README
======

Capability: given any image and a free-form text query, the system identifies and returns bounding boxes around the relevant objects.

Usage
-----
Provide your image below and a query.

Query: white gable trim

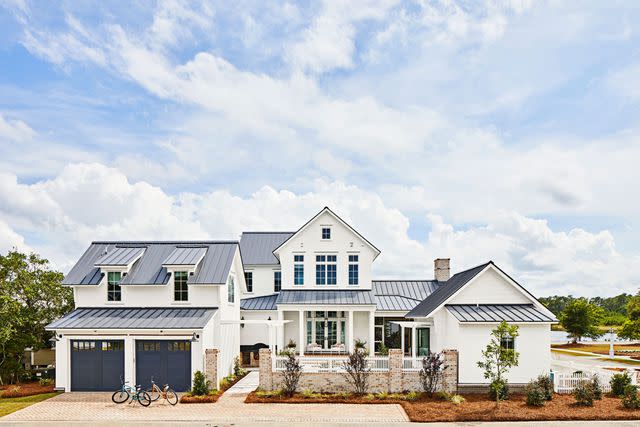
[429,264,556,320]
[272,207,381,260]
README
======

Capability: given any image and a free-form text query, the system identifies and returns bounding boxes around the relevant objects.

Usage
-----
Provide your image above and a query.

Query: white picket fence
[274,356,390,372]
[552,369,639,394]
[402,357,423,372]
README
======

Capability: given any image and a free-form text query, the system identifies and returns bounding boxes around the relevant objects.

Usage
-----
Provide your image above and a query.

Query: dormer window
[107,272,122,301]
[174,271,188,301]
[321,227,331,240]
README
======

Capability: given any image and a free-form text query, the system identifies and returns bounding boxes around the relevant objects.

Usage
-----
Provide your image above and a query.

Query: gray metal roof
[276,290,375,305]
[372,280,440,311]
[95,247,145,266]
[46,307,217,330]
[63,241,238,286]
[241,294,278,310]
[405,262,491,318]
[163,246,208,266]
[240,232,294,265]
[446,304,557,323]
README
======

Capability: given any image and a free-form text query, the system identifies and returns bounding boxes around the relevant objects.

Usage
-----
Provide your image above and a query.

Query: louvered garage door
[135,340,191,391]
[70,340,124,391]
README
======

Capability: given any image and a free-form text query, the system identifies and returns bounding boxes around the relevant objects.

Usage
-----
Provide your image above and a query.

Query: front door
[416,328,430,356]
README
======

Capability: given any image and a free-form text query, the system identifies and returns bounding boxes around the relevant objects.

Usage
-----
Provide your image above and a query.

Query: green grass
[0,393,59,417]
[551,348,594,357]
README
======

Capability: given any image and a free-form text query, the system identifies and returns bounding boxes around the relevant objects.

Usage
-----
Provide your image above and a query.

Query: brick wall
[205,348,219,388]
[258,348,459,394]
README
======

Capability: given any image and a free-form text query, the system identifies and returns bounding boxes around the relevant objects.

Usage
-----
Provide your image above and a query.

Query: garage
[136,340,192,391]
[70,339,124,391]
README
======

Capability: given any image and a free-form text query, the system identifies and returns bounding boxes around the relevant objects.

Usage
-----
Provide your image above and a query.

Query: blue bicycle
[112,376,151,407]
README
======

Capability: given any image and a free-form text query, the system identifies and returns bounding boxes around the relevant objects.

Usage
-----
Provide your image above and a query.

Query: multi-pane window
[137,342,160,352]
[348,255,359,285]
[500,335,515,351]
[294,255,304,285]
[174,271,188,301]
[322,227,331,239]
[107,271,122,301]
[316,255,337,285]
[101,341,124,351]
[228,276,235,303]
[245,272,253,293]
[168,341,191,352]
[274,271,281,292]
[73,341,96,351]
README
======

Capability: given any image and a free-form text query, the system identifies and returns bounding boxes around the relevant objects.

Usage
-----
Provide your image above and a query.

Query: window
[500,335,515,351]
[294,255,304,285]
[137,342,160,352]
[174,271,188,301]
[322,227,331,239]
[101,341,123,351]
[245,272,253,293]
[73,341,96,351]
[348,255,359,285]
[274,271,281,292]
[228,276,235,303]
[316,255,337,285]
[107,271,122,301]
[168,341,191,352]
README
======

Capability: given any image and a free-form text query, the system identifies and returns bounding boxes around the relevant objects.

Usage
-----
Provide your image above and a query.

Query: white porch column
[347,310,354,352]
[411,327,417,359]
[298,309,305,356]
[124,336,135,386]
[369,310,375,355]
[400,325,405,356]
[277,310,285,352]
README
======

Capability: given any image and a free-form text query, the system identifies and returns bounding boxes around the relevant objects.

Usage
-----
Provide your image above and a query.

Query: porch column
[369,310,375,355]
[400,325,405,356]
[411,326,417,359]
[277,310,285,352]
[298,309,305,356]
[347,310,354,352]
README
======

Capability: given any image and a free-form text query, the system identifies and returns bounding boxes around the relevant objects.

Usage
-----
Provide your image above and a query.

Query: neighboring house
[47,241,245,392]
[239,207,557,387]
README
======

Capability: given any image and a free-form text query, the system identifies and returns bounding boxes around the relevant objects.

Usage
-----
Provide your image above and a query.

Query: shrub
[378,343,389,356]
[534,374,553,401]
[281,352,302,397]
[374,391,390,399]
[525,380,546,407]
[301,389,321,399]
[621,384,640,409]
[233,356,246,378]
[435,391,452,401]
[354,339,367,351]
[450,394,466,405]
[488,378,509,401]
[286,339,297,349]
[590,374,603,400]
[611,372,632,397]
[39,378,53,386]
[255,389,283,398]
[0,386,22,398]
[419,351,446,397]
[404,391,420,401]
[342,347,371,395]
[573,380,596,406]
[191,370,211,396]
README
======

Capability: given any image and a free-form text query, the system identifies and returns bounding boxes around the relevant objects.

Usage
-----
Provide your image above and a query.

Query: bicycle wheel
[111,390,130,404]
[165,389,178,405]
[137,391,152,407]
[146,387,160,401]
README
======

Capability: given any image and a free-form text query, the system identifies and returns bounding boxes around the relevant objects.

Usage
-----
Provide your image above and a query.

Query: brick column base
[259,348,273,391]
[205,348,219,389]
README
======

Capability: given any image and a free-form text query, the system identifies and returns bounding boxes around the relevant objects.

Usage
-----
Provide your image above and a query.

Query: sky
[0,0,639,298]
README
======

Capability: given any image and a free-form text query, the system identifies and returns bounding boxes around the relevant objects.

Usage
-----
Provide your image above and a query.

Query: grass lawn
[0,393,59,417]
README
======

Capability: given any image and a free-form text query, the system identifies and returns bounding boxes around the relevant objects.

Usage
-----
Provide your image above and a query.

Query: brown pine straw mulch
[180,372,248,404]
[246,391,640,422]
[0,382,55,398]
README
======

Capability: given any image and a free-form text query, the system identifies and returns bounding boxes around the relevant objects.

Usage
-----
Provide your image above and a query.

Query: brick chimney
[434,258,450,282]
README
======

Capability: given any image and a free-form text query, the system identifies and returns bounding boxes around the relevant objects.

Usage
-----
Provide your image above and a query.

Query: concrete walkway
[224,370,260,395]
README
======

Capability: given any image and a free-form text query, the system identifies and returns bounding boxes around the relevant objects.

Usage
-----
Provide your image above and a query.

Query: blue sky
[0,0,639,297]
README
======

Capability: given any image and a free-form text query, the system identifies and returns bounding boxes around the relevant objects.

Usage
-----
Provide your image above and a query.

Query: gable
[449,267,531,305]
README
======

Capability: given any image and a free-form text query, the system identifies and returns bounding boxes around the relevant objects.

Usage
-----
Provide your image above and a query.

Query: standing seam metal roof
[372,280,441,311]
[239,232,294,265]
[276,290,376,305]
[163,247,208,266]
[95,247,145,266]
[446,304,557,322]
[240,294,278,310]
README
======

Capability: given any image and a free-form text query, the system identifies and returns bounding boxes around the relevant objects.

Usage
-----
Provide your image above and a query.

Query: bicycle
[146,377,178,405]
[112,377,152,407]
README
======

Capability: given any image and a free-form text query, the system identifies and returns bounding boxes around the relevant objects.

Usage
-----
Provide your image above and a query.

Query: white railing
[553,370,616,394]
[402,357,423,371]
[274,355,389,372]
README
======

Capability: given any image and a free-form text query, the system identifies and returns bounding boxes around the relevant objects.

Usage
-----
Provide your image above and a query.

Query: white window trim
[315,253,337,286]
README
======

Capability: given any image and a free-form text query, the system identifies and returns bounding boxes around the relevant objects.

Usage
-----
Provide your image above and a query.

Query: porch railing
[274,355,389,372]
[402,357,423,371]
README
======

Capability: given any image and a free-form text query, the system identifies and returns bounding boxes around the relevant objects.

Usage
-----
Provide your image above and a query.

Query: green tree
[0,250,73,384]
[477,321,520,405]
[559,299,603,343]
[618,292,640,340]
[539,295,575,317]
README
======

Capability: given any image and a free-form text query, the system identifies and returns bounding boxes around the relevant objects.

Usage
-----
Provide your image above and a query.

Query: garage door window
[168,341,191,352]
[102,341,124,351]
[73,341,96,351]
[137,342,160,352]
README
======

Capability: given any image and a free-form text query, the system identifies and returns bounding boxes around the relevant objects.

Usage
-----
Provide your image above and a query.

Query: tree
[419,351,446,396]
[281,352,302,396]
[342,346,371,395]
[0,250,74,384]
[618,292,640,340]
[477,321,520,405]
[559,299,603,342]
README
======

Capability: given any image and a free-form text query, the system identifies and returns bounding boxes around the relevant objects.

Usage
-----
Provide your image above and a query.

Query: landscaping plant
[621,384,640,409]
[573,379,597,406]
[476,321,519,405]
[590,374,603,400]
[534,373,554,401]
[610,371,632,397]
[281,351,302,397]
[419,351,446,396]
[233,356,246,377]
[286,339,297,349]
[342,346,371,395]
[190,370,211,396]
[525,380,546,407]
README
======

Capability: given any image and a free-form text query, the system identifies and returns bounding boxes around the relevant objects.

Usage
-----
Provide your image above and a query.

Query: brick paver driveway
[1,372,409,423]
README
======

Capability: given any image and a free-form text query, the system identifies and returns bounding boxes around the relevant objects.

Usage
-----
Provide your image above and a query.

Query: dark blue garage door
[135,340,191,391]
[71,340,124,391]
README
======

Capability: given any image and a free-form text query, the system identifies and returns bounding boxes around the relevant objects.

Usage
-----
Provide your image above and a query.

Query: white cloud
[607,62,640,101]
[0,113,36,142]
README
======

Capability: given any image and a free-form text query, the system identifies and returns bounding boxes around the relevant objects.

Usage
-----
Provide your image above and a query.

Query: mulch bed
[401,394,640,422]
[179,372,248,404]
[0,382,54,398]
[245,391,404,404]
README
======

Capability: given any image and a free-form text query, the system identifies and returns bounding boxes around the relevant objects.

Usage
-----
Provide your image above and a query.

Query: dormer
[94,246,146,302]
[162,246,208,302]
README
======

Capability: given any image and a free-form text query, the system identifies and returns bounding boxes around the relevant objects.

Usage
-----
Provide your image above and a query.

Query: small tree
[618,292,640,340]
[419,351,447,396]
[281,352,302,397]
[343,346,371,395]
[559,299,603,343]
[477,321,520,405]
[610,371,632,397]
[191,370,211,395]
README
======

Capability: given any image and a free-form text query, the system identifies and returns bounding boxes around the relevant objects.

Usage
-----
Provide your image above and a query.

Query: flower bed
[0,382,55,398]
[179,371,248,404]
[245,390,421,404]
